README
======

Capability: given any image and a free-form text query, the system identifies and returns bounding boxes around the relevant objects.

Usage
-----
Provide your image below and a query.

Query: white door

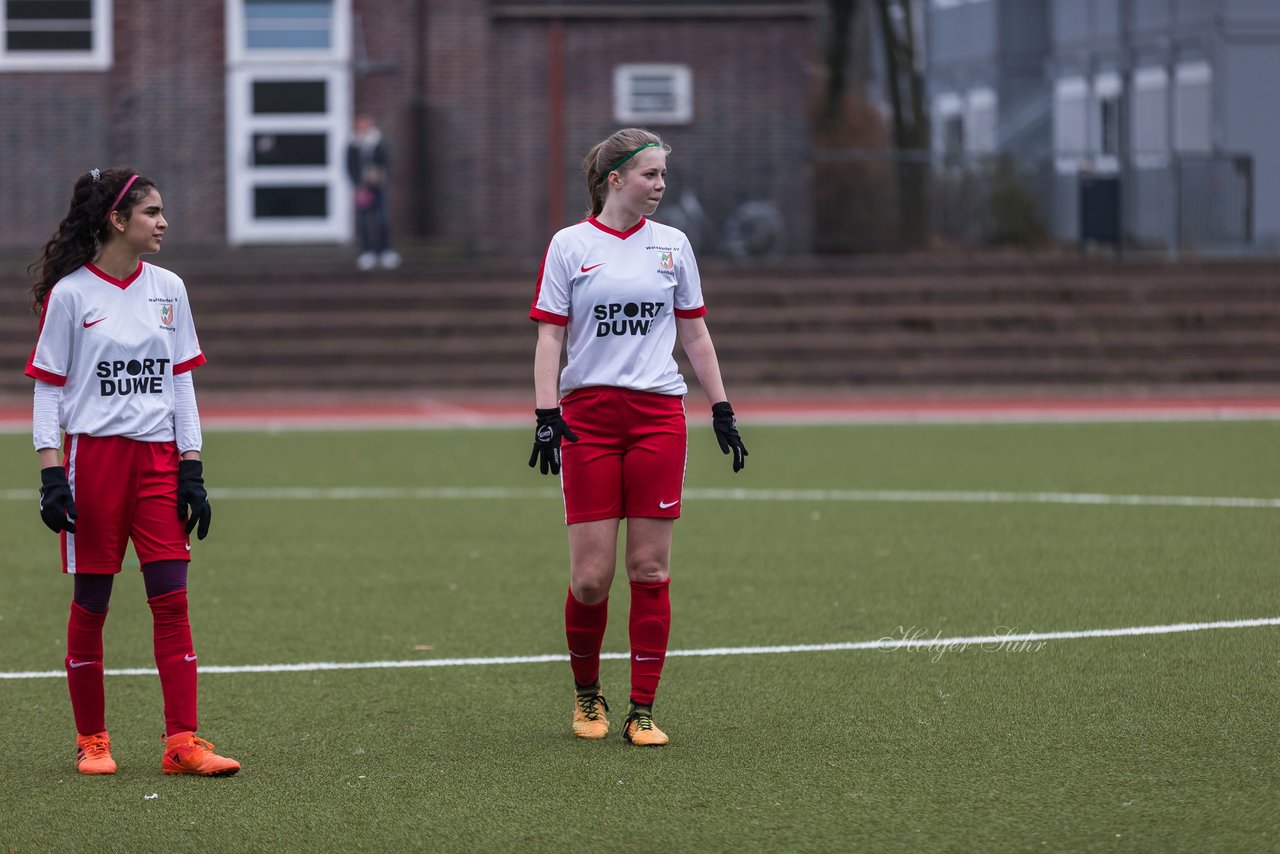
[225,0,351,245]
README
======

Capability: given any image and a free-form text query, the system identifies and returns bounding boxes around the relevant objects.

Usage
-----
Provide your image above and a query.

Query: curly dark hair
[29,167,155,313]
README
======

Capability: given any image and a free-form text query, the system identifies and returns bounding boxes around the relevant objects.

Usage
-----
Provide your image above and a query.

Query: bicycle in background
[657,190,786,260]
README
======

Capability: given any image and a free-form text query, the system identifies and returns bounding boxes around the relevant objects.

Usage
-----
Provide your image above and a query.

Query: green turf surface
[1,422,1278,851]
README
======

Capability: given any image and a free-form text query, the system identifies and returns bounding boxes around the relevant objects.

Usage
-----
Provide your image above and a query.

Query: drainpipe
[412,0,431,236]
[1118,0,1131,258]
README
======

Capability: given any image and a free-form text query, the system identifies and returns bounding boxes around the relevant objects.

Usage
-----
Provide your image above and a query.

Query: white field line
[2,617,1276,680]
[175,409,1280,429]
[5,485,1279,509]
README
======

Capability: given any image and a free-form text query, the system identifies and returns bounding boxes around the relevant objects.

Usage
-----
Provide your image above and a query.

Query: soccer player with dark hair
[26,167,239,777]
[529,128,748,746]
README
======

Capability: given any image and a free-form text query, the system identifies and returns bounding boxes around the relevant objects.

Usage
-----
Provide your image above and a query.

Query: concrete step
[3,261,1279,397]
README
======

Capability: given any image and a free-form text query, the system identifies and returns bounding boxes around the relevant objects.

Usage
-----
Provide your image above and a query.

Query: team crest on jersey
[159,303,174,325]
[658,251,674,270]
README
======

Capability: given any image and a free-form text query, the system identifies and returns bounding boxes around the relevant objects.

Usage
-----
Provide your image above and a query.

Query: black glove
[528,407,579,476]
[177,459,212,540]
[711,401,748,473]
[39,466,77,533]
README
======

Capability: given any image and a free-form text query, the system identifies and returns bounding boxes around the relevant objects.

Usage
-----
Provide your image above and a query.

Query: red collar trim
[587,216,646,240]
[87,261,144,289]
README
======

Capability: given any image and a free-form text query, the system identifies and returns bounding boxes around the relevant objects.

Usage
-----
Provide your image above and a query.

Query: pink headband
[106,175,140,222]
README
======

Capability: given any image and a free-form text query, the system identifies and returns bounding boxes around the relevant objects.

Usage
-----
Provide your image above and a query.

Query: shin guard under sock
[147,589,198,736]
[66,601,107,735]
[628,579,671,706]
[565,588,609,688]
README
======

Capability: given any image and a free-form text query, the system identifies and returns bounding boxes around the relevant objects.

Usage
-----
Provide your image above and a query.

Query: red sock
[66,601,107,735]
[565,588,609,688]
[628,579,671,705]
[148,589,198,736]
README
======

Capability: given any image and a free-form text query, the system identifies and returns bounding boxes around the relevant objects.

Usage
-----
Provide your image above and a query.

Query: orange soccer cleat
[76,731,117,775]
[622,704,669,747]
[572,687,610,740]
[162,732,240,777]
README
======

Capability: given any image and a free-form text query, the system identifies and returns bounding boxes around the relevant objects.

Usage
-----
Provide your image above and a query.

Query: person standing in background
[347,113,401,271]
[27,166,239,777]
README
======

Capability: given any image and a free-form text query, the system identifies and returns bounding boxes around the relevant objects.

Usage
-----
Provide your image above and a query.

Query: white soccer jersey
[25,262,206,442]
[530,216,706,397]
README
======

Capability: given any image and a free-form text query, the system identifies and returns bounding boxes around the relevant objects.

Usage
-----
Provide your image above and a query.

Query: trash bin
[1079,174,1120,246]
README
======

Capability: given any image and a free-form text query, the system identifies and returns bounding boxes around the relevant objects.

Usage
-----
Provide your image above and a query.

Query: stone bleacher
[3,258,1279,399]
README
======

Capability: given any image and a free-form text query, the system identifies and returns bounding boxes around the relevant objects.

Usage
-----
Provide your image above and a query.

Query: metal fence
[810,150,1254,255]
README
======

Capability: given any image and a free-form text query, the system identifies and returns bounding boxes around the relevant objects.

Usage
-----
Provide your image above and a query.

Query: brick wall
[1,2,816,260]
[0,73,113,255]
[490,14,816,259]
[114,1,228,250]
[0,1,227,252]
[351,0,426,239]
[423,0,495,250]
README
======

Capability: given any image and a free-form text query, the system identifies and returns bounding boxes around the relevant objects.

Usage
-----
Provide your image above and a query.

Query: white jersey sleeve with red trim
[529,217,706,397]
[27,288,76,385]
[173,277,204,374]
[529,233,573,325]
[673,236,707,318]
[24,262,206,442]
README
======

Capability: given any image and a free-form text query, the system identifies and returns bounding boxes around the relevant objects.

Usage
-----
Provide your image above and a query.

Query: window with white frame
[965,88,996,155]
[225,0,352,244]
[246,0,330,49]
[1174,61,1212,153]
[227,0,348,63]
[0,0,111,70]
[1053,77,1087,158]
[613,64,692,125]
[1132,66,1168,158]
[943,115,964,162]
[1093,72,1121,162]
[1099,98,1120,156]
[934,92,963,160]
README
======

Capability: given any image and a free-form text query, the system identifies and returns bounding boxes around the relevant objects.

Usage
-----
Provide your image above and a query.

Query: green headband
[607,142,661,174]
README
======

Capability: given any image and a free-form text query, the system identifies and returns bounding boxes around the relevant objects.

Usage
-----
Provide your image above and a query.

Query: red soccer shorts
[559,386,687,525]
[61,434,190,574]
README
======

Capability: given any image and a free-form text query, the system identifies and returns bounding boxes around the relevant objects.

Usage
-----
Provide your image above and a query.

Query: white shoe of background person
[357,252,377,271]
[379,250,401,270]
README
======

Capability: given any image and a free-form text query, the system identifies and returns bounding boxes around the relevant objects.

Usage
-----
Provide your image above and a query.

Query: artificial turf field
[1,419,1277,852]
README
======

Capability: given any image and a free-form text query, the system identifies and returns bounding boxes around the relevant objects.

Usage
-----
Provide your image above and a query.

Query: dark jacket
[347,133,390,187]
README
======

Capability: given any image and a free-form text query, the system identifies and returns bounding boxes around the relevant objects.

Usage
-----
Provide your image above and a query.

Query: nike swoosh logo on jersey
[68,659,97,668]
[184,654,198,662]
[658,499,680,509]
[580,262,605,273]
[82,317,107,328]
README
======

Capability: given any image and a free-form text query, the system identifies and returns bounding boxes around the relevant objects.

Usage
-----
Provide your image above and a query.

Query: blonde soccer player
[529,128,748,746]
